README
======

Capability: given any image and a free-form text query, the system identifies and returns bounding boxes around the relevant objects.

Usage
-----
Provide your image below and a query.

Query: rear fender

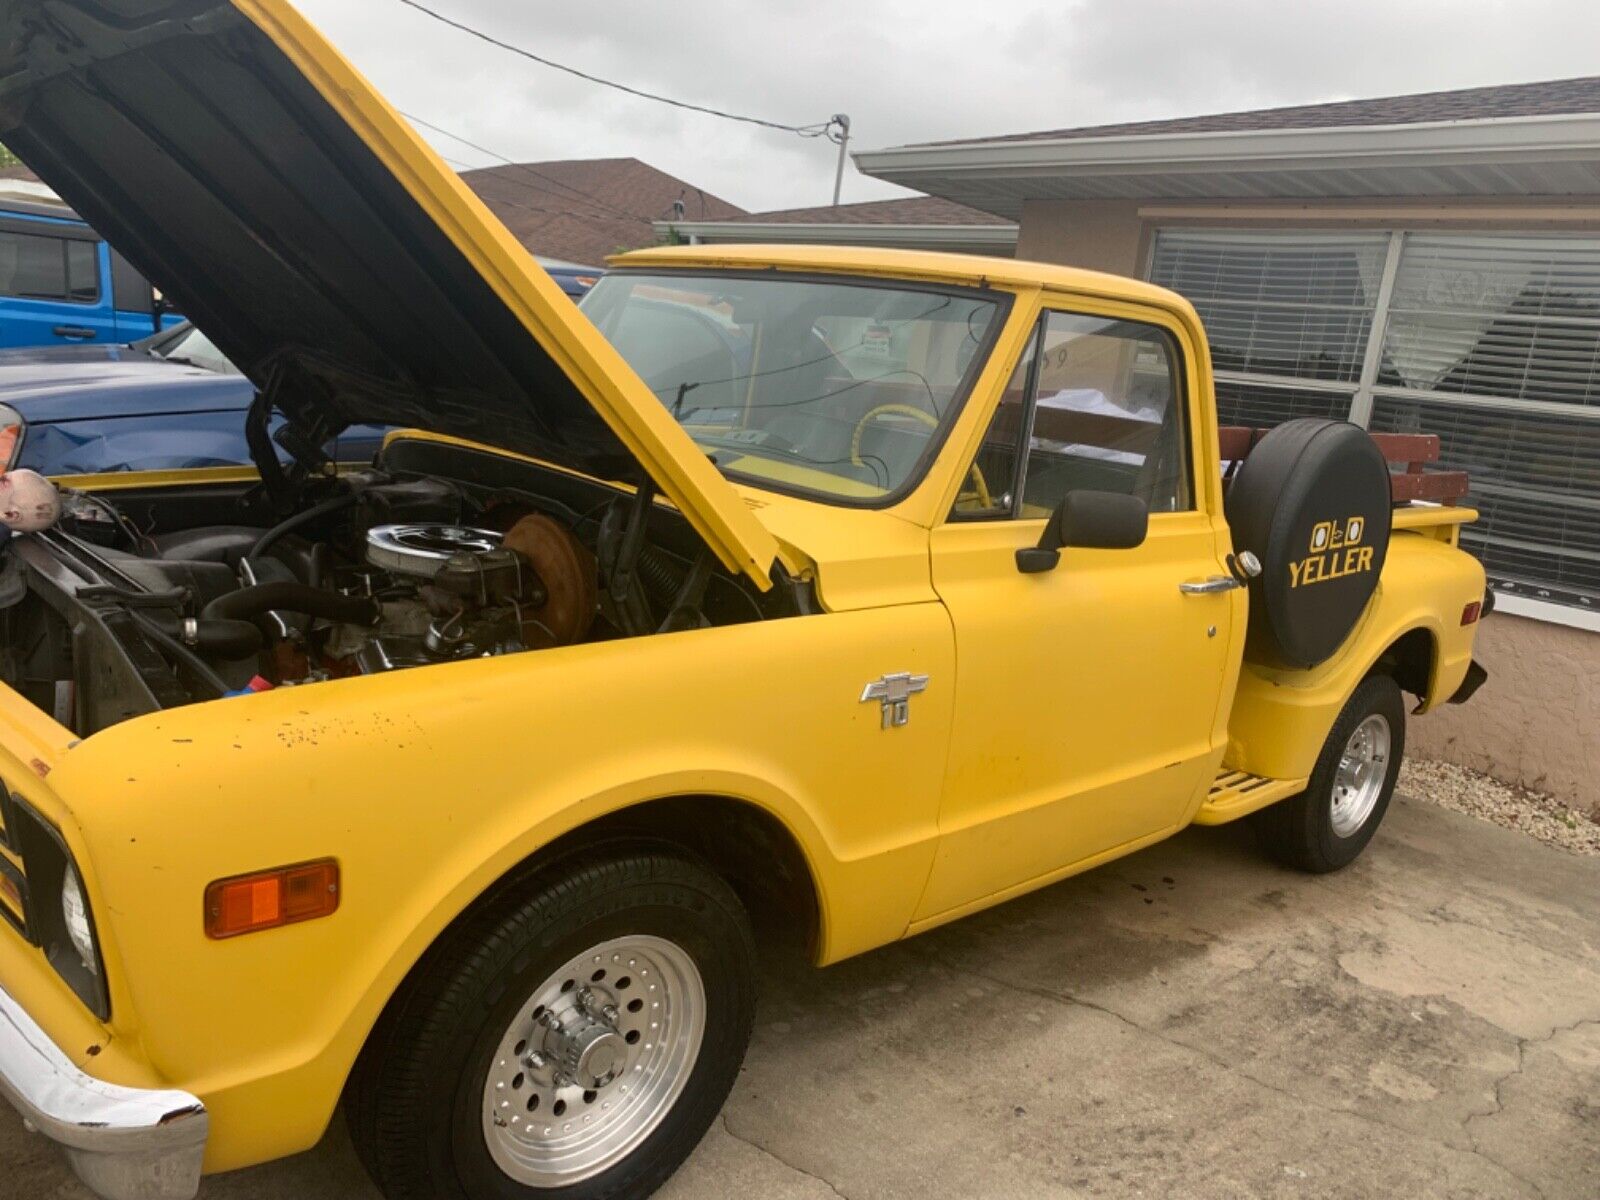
[1226,534,1484,780]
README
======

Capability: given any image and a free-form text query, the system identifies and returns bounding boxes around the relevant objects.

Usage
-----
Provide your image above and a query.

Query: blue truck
[0,184,182,349]
[0,322,392,475]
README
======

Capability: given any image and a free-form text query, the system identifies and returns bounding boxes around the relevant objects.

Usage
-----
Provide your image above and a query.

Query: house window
[1150,226,1600,622]
[1150,231,1389,386]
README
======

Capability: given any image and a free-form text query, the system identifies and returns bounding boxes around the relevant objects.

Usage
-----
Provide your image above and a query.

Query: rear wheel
[1251,674,1405,873]
[347,845,755,1200]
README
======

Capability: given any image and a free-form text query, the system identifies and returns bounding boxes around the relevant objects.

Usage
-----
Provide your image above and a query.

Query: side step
[1193,768,1305,826]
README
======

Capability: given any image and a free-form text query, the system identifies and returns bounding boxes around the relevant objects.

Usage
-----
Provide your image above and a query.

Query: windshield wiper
[672,380,701,417]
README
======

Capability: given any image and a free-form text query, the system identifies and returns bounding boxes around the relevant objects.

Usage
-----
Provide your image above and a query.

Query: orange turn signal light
[204,859,339,939]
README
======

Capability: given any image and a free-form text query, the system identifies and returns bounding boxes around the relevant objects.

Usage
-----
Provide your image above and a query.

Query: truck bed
[1218,426,1470,508]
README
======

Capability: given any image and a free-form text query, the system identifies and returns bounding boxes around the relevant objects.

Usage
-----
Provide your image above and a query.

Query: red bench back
[1217,426,1469,505]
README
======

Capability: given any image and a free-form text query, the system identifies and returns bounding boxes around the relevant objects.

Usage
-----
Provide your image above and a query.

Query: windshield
[582,273,1002,501]
[140,323,238,375]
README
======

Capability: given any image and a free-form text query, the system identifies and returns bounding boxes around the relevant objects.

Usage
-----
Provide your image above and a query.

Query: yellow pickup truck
[0,3,1488,1199]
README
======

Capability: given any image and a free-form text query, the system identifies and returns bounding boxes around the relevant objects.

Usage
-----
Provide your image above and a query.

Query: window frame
[0,217,102,307]
[948,301,1199,522]
[948,319,1041,521]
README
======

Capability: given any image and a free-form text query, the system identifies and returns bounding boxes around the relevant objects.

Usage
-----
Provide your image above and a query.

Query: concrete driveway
[10,795,1599,1199]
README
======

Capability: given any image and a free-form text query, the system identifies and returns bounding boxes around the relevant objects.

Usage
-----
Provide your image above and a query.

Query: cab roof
[611,243,1196,313]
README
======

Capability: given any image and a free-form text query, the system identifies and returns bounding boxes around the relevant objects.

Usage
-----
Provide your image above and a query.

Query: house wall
[1016,199,1147,275]
[1016,195,1600,815]
[1409,612,1600,811]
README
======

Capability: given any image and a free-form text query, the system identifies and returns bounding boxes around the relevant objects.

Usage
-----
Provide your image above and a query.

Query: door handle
[52,325,97,340]
[1179,576,1243,595]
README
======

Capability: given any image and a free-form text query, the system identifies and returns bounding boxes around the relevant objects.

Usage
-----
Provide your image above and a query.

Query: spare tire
[1225,419,1391,669]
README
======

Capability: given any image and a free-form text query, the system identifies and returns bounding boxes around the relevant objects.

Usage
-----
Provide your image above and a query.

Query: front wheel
[347,845,755,1200]
[1250,673,1406,873]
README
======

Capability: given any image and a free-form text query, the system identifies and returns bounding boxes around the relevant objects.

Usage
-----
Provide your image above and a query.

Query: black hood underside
[0,0,638,479]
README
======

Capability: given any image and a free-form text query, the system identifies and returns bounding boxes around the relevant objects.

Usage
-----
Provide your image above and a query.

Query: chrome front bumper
[0,980,207,1200]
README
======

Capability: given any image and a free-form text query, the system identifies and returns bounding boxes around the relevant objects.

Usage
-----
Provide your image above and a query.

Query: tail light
[1461,600,1482,626]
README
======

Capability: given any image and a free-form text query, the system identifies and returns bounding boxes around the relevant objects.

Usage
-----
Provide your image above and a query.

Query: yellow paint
[1191,771,1307,825]
[49,465,265,491]
[1227,532,1486,779]
[0,0,1489,1182]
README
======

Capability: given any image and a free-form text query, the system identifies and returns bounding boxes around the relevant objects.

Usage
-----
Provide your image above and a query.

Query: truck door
[0,215,117,347]
[916,304,1240,923]
[109,248,183,339]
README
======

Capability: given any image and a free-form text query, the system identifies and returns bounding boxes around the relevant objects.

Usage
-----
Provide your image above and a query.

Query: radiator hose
[202,582,379,627]
[139,613,264,660]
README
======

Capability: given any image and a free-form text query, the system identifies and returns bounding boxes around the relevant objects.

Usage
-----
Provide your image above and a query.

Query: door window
[110,249,157,314]
[956,310,1192,518]
[0,228,100,304]
[951,331,1035,517]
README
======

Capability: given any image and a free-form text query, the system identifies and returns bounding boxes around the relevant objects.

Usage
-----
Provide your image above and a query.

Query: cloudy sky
[299,0,1600,215]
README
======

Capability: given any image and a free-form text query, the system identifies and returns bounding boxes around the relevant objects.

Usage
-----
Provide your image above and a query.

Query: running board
[1193,768,1305,826]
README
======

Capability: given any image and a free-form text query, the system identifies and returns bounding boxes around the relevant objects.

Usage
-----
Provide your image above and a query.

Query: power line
[403,110,645,223]
[394,0,836,138]
[434,150,644,228]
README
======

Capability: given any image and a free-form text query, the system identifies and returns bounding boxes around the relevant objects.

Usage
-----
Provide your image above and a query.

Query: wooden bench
[1218,426,1470,506]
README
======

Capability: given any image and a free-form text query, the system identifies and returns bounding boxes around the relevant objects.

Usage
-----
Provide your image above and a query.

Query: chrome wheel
[481,934,706,1187]
[1330,713,1391,837]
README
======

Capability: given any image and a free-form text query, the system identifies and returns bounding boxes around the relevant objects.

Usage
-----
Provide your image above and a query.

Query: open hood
[0,0,778,587]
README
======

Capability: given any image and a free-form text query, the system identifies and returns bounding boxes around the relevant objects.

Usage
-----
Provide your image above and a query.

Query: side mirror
[1016,491,1149,574]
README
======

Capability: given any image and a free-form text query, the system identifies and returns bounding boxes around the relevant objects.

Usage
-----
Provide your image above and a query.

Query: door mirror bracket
[1015,491,1149,574]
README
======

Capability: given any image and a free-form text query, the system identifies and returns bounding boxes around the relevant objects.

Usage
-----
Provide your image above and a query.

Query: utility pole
[830,113,851,206]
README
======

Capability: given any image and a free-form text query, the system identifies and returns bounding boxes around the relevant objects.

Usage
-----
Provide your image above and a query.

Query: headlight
[60,865,97,976]
[6,794,108,1017]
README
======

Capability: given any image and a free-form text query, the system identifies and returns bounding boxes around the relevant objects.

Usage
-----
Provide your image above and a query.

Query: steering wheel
[850,404,991,506]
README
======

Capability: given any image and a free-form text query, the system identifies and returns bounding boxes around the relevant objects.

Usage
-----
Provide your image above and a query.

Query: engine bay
[0,449,806,735]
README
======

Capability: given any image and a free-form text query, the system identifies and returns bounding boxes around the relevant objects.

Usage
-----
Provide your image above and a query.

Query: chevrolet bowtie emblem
[860,672,929,729]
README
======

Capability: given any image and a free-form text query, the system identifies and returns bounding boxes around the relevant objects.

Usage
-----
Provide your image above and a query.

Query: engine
[1,461,800,735]
[315,518,597,679]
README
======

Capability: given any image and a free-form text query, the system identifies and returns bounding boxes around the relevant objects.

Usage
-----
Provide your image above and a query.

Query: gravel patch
[1400,758,1600,857]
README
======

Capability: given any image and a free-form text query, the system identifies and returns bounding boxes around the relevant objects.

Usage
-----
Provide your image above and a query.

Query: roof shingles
[927,74,1600,146]
[705,195,1010,226]
[460,157,744,264]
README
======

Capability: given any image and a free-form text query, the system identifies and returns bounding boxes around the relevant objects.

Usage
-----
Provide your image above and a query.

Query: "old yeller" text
[1289,545,1374,588]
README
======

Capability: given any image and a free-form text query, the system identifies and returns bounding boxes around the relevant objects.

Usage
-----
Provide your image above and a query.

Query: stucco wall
[1012,197,1600,814]
[1409,613,1600,814]
[1015,199,1146,275]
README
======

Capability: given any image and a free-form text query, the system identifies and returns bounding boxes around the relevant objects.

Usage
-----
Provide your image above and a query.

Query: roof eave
[855,111,1600,181]
[651,219,1017,246]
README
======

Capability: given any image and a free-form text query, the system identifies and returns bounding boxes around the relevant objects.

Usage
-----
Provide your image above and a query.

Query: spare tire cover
[1224,419,1391,669]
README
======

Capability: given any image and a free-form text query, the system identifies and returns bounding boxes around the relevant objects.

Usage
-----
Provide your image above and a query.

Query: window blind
[1214,380,1352,429]
[1369,397,1600,598]
[1380,234,1600,407]
[1150,231,1390,383]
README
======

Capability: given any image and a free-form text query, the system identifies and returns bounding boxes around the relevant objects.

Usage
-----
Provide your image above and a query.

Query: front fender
[46,602,954,1173]
[1226,533,1484,780]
